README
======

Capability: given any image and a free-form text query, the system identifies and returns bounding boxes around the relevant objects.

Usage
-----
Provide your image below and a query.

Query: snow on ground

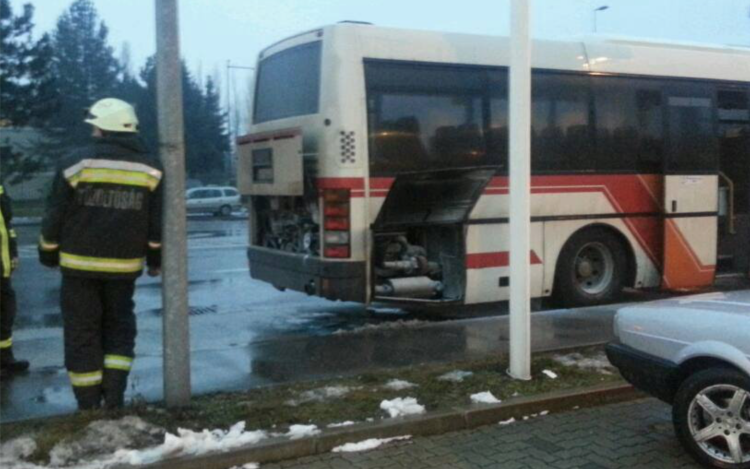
[117,421,268,465]
[229,464,259,469]
[542,369,558,379]
[284,425,320,440]
[1,420,269,469]
[49,416,164,466]
[470,391,502,404]
[380,397,426,418]
[332,436,411,453]
[285,386,356,406]
[0,437,37,464]
[437,370,473,382]
[553,351,615,375]
[327,421,356,428]
[498,417,516,426]
[383,379,417,391]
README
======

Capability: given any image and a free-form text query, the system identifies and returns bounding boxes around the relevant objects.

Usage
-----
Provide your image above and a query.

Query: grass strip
[0,346,620,464]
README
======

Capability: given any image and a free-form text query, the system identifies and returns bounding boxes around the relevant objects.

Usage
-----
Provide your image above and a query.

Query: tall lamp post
[593,5,609,33]
[225,61,255,138]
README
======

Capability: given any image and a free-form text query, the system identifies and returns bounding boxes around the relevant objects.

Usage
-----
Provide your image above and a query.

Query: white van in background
[185,186,242,216]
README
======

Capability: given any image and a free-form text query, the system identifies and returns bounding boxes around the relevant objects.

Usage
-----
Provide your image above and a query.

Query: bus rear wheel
[553,228,627,308]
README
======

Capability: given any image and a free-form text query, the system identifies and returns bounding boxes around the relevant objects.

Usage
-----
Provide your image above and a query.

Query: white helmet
[85,98,139,133]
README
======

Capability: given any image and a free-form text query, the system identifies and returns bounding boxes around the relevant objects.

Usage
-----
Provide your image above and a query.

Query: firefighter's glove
[146,246,162,271]
[38,246,60,268]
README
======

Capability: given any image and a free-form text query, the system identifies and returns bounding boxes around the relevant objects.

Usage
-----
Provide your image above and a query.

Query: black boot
[0,347,29,376]
[102,369,128,410]
[73,385,102,411]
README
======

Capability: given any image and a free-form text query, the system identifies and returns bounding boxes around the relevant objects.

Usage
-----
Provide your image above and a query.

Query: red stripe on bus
[317,178,365,190]
[466,251,543,269]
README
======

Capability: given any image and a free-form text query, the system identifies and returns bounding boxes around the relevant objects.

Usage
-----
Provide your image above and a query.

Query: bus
[237,23,750,311]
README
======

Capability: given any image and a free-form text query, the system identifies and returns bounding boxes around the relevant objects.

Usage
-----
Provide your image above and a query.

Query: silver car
[185,186,241,216]
[607,291,750,469]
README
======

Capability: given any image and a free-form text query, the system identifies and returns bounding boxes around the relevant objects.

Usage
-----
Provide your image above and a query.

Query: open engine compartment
[371,168,496,303]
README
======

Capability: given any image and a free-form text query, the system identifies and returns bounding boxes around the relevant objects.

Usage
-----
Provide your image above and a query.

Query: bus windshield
[253,41,322,124]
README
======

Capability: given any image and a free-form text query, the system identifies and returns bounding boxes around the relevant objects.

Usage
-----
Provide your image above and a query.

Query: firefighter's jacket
[0,185,18,279]
[40,135,163,279]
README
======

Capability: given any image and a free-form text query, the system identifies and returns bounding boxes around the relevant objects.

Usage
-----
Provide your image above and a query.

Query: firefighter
[1,184,29,376]
[39,98,163,410]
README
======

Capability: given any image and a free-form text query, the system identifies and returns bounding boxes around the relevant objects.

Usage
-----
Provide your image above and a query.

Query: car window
[189,189,208,199]
[224,189,238,197]
[209,189,223,198]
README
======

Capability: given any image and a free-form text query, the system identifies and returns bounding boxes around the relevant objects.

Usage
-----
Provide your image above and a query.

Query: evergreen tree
[0,0,58,183]
[46,0,122,153]
[136,58,229,182]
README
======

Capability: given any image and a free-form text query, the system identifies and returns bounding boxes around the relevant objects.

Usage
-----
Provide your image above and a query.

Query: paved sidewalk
[264,399,700,469]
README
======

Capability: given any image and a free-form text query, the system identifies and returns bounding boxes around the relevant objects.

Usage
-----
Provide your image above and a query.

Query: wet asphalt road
[2,216,409,422]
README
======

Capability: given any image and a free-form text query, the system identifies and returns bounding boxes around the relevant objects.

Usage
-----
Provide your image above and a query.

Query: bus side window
[635,89,664,173]
[591,76,664,174]
[531,72,594,173]
[664,83,718,174]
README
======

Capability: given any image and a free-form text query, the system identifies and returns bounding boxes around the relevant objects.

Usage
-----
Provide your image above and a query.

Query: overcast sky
[16,0,750,126]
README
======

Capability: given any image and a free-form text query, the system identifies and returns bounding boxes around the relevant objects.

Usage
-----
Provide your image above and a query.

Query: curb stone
[117,381,642,469]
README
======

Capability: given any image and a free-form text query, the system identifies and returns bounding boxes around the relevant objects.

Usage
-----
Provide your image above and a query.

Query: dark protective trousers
[0,277,17,361]
[61,276,137,409]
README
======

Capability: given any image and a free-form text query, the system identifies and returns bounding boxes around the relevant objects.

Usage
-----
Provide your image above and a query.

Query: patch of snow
[380,397,425,418]
[327,421,356,428]
[0,422,266,469]
[285,425,320,440]
[0,437,37,467]
[540,410,550,416]
[49,416,163,467]
[498,418,516,426]
[116,421,267,465]
[229,464,259,469]
[332,436,411,453]
[470,391,502,404]
[552,351,615,375]
[366,418,375,422]
[437,370,473,382]
[542,369,558,379]
[383,379,417,391]
[286,386,355,406]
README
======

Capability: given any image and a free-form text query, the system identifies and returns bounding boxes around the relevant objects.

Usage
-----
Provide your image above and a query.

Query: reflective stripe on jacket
[41,136,163,279]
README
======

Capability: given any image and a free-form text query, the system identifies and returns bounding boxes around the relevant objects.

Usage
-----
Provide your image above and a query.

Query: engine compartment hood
[373,167,496,229]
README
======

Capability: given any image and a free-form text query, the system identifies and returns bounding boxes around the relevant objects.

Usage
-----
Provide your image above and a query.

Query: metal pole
[155,0,191,407]
[508,0,532,381]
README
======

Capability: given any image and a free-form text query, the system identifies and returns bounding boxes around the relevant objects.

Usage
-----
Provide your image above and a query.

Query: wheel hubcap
[572,242,615,295]
[688,384,750,465]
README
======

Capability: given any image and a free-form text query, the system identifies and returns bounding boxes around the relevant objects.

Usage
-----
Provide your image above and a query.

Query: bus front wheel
[553,228,627,308]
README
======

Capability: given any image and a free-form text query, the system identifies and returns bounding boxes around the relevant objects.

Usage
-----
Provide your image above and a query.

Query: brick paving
[263,399,701,469]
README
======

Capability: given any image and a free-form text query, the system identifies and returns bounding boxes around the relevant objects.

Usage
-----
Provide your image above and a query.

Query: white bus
[237,23,750,311]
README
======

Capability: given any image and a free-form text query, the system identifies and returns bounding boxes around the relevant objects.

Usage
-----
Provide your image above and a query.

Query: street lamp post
[593,5,609,33]
[225,61,255,140]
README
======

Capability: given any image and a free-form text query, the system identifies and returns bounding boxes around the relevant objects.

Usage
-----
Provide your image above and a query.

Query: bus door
[716,87,750,276]
[661,86,719,290]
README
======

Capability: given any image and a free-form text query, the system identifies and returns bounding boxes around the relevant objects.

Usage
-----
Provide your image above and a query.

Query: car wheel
[219,205,232,217]
[673,368,750,469]
[552,228,627,307]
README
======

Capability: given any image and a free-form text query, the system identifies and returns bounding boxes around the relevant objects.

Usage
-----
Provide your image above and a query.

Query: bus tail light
[323,189,350,259]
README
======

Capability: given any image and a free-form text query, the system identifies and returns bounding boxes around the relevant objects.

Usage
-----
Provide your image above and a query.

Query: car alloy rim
[688,384,750,465]
[573,241,615,295]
